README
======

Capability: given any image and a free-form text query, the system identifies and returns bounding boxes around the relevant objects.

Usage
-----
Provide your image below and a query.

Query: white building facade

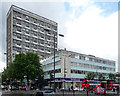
[40,49,116,89]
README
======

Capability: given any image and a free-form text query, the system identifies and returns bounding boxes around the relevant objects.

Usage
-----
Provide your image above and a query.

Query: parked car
[74,87,79,91]
[31,90,55,96]
[95,87,105,95]
[73,87,83,91]
[1,85,6,90]
[19,86,26,90]
[79,88,83,91]
[11,86,19,90]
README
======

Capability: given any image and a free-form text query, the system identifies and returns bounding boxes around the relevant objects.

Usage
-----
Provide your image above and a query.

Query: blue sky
[64,2,118,18]
[94,2,118,17]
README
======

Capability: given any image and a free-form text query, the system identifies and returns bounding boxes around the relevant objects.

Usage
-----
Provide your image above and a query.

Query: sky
[0,0,119,72]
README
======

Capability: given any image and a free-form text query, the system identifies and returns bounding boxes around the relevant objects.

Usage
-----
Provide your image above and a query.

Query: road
[1,90,120,96]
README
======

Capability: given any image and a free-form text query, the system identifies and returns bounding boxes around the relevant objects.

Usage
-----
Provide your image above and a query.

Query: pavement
[1,89,120,96]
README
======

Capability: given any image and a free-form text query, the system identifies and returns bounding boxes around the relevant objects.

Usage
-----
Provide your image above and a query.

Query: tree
[12,53,26,83]
[108,73,116,80]
[24,52,44,84]
[7,63,16,80]
[85,72,96,80]
[2,69,9,83]
[98,73,105,80]
[2,52,44,83]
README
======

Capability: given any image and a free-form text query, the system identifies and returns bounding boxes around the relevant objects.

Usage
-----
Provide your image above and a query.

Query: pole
[53,33,64,92]
[54,33,55,92]
[63,58,65,96]
[86,81,88,96]
[50,72,51,88]
[87,90,88,96]
[72,81,75,96]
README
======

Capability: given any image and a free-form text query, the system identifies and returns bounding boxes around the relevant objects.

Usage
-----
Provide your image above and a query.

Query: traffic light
[38,74,44,89]
[41,75,44,80]
[38,74,44,81]
[6,78,10,85]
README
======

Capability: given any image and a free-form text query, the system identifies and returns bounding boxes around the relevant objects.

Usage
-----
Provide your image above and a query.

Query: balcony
[16,16,22,20]
[13,36,22,41]
[33,41,38,45]
[33,35,38,38]
[16,30,22,34]
[25,46,30,49]
[16,23,22,27]
[16,44,22,48]
[24,33,30,36]
[40,49,44,53]
[45,51,51,54]
[33,48,37,51]
[25,40,30,43]
[25,19,30,23]
[44,26,51,31]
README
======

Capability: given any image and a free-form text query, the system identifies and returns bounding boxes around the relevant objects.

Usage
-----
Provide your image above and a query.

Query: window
[41,21,44,26]
[17,36,21,39]
[26,16,29,21]
[26,23,30,28]
[89,58,93,61]
[16,26,21,32]
[16,11,21,18]
[16,19,21,25]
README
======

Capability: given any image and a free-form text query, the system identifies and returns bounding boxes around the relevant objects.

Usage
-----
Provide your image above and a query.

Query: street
[1,90,120,96]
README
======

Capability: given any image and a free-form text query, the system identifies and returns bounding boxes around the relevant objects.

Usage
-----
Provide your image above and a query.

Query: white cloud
[0,51,6,72]
[64,2,118,61]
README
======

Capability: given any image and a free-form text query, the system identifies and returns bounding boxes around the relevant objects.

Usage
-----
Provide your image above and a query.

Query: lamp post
[24,75,27,90]
[4,52,15,68]
[63,56,67,96]
[4,53,7,69]
[53,33,64,92]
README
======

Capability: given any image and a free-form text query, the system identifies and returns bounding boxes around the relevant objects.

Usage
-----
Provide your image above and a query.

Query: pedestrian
[113,87,115,92]
[71,86,73,90]
[69,87,70,91]
[56,87,59,92]
[117,87,119,95]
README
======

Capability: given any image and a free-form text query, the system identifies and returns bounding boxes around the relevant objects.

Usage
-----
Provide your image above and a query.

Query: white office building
[40,49,116,89]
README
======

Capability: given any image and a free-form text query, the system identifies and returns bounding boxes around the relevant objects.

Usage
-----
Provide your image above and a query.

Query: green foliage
[2,69,9,82]
[2,52,44,82]
[85,72,96,80]
[108,73,116,80]
[24,52,44,80]
[98,73,105,80]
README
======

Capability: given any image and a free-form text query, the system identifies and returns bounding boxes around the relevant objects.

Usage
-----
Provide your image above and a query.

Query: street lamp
[63,56,67,96]
[4,52,15,68]
[24,75,27,90]
[53,33,64,92]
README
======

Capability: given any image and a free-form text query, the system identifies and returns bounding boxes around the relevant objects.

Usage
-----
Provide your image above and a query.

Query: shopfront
[54,78,84,89]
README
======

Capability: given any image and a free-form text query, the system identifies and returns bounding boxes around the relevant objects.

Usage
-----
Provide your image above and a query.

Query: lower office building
[40,49,116,89]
